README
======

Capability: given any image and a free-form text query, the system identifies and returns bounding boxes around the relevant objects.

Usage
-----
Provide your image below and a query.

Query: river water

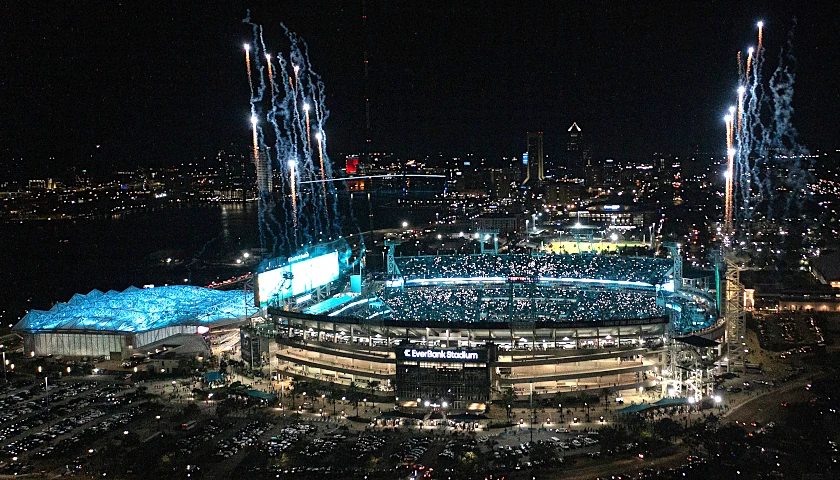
[0,194,436,328]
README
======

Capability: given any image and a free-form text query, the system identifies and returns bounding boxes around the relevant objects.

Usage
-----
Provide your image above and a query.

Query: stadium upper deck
[315,253,676,326]
[395,253,671,286]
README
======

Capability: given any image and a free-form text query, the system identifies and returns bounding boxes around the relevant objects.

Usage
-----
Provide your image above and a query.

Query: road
[724,379,810,425]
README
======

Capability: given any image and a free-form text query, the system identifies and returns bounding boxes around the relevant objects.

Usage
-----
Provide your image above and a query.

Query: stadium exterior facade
[273,310,669,409]
[262,252,718,410]
[14,286,256,359]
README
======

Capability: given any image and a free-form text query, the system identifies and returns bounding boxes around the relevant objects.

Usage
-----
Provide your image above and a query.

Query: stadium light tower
[384,239,402,277]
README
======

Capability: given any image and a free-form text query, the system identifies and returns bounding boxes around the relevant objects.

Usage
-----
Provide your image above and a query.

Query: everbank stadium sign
[402,349,479,361]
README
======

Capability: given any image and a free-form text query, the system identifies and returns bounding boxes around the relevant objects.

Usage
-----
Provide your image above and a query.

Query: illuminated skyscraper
[523,132,545,185]
[566,122,584,179]
[254,147,272,194]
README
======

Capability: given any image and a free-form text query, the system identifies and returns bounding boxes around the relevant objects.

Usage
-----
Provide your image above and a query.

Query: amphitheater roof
[13,286,256,334]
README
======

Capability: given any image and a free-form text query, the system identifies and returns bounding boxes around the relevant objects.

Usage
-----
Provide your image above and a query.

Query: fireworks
[720,19,811,255]
[757,21,764,52]
[250,115,259,160]
[241,19,345,255]
[746,47,754,79]
[303,102,311,152]
[288,159,298,229]
[724,111,735,240]
[315,131,328,213]
[265,54,275,99]
[244,44,254,97]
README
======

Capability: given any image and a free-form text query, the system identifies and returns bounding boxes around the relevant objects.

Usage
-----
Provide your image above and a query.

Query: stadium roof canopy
[14,286,256,334]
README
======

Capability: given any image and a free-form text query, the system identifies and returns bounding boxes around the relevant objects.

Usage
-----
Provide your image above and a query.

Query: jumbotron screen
[256,251,340,308]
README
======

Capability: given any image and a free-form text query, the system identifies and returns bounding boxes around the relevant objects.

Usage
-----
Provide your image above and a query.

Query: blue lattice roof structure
[14,286,256,334]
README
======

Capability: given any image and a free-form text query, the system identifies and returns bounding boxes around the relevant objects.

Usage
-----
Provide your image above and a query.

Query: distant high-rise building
[523,132,545,185]
[603,158,618,184]
[566,122,584,179]
[584,154,601,186]
[254,148,272,194]
[567,122,581,152]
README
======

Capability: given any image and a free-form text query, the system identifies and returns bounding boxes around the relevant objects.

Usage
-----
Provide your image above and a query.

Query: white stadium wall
[135,326,200,349]
[24,332,128,359]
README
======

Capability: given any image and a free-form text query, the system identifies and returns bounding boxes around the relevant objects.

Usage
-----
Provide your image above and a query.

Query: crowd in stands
[379,285,664,324]
[395,253,671,285]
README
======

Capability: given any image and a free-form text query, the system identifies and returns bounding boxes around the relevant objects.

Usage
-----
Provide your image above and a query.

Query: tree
[273,452,292,469]
[192,389,209,401]
[597,426,624,452]
[328,384,342,415]
[289,378,309,408]
[602,387,612,411]
[460,451,478,472]
[502,388,516,421]
[348,382,362,417]
[183,402,200,418]
[366,380,381,400]
[653,417,682,441]
[366,456,382,471]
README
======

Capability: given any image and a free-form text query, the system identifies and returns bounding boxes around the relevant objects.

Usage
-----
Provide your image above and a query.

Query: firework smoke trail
[265,54,275,100]
[186,237,218,284]
[768,21,811,221]
[724,112,734,238]
[288,159,298,231]
[298,38,343,236]
[744,28,769,220]
[244,44,253,96]
[240,17,363,257]
[725,20,813,260]
[757,21,764,53]
[285,30,326,242]
[283,35,313,242]
[243,13,280,256]
[275,50,307,250]
[314,131,329,218]
[261,44,298,253]
[258,29,293,256]
[304,102,312,152]
[746,47,754,82]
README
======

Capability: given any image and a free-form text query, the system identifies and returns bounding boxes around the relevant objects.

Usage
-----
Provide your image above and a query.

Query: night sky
[2,1,838,170]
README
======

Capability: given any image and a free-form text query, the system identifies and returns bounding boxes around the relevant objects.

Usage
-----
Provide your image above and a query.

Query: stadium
[13,286,256,359]
[259,245,720,411]
[12,239,720,412]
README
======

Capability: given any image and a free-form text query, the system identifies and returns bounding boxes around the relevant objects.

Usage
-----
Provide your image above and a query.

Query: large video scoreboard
[255,251,340,308]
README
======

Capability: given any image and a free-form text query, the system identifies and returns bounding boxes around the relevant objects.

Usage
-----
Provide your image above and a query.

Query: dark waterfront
[0,195,435,329]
